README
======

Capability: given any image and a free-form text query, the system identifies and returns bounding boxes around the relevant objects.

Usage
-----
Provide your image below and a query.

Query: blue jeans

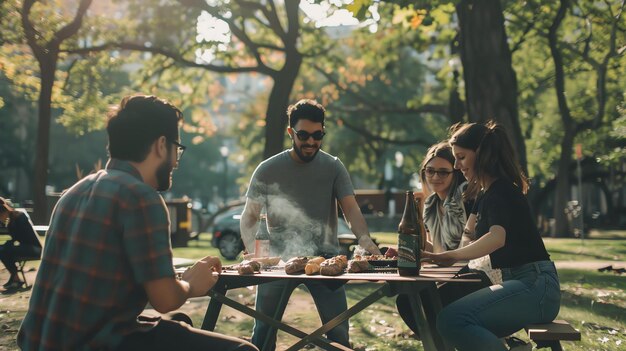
[252,280,350,351]
[436,260,561,351]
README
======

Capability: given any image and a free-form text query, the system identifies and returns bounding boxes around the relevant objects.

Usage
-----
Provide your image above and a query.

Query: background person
[0,197,42,290]
[423,121,560,351]
[240,99,380,351]
[17,95,257,351]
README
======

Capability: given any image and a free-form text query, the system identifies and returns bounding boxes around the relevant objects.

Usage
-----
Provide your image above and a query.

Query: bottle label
[397,233,420,268]
[255,239,270,258]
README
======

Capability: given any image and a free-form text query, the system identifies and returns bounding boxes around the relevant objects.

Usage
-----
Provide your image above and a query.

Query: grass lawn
[1,230,625,350]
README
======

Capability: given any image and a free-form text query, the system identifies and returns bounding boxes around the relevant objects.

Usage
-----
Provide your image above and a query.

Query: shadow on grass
[558,269,626,290]
[548,248,619,261]
[560,289,626,324]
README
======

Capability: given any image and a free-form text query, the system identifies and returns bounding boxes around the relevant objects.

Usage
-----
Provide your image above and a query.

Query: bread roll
[320,259,344,276]
[308,256,325,265]
[335,255,348,269]
[305,262,321,275]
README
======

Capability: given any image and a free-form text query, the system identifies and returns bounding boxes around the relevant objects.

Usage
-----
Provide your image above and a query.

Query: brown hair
[419,142,464,195]
[449,121,528,199]
[0,197,14,215]
[107,95,184,162]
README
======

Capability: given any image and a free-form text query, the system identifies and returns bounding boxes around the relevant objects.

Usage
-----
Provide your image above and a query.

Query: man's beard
[293,140,320,163]
[156,157,174,191]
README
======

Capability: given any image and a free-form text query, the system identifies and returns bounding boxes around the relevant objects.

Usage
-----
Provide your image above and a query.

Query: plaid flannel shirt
[18,159,175,350]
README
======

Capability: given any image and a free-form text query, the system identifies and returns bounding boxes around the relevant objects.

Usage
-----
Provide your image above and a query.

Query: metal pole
[577,157,584,245]
[222,156,228,204]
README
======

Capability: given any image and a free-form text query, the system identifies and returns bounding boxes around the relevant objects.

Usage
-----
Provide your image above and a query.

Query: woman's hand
[421,250,458,267]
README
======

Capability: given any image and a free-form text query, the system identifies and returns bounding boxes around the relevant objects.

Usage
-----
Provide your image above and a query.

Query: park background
[0,0,625,350]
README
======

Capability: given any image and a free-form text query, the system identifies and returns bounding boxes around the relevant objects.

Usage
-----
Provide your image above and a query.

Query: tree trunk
[32,55,57,224]
[456,0,527,172]
[548,0,573,237]
[552,127,575,237]
[262,52,303,160]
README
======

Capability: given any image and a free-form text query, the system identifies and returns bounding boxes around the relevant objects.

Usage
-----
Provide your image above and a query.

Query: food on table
[308,256,325,265]
[335,255,348,269]
[304,256,325,275]
[305,262,321,275]
[320,261,342,276]
[353,254,395,261]
[347,259,370,273]
[236,260,261,275]
[285,256,309,275]
[250,256,281,267]
[320,255,347,276]
[384,247,398,258]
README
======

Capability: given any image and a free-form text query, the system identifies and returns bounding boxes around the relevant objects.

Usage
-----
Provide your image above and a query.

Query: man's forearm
[345,208,381,254]
[144,277,190,313]
[240,216,258,252]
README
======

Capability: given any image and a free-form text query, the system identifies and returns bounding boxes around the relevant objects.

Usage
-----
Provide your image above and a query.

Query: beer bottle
[415,197,426,251]
[397,191,421,276]
[254,215,270,258]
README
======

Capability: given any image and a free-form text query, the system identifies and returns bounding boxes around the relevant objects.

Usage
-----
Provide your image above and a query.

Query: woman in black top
[423,122,560,351]
[0,197,42,290]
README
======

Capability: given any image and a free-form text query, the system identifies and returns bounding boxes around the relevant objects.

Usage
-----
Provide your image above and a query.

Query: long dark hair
[449,121,528,200]
[419,142,464,196]
[0,197,16,219]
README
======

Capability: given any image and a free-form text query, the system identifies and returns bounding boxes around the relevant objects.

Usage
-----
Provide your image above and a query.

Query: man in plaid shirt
[17,95,257,351]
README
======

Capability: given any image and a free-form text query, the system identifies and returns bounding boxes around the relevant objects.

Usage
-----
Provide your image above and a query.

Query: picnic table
[196,263,474,351]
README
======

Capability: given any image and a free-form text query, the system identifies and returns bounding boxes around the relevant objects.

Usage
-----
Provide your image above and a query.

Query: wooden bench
[525,320,581,351]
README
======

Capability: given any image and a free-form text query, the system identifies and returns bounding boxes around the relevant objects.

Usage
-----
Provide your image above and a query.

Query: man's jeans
[251,280,350,351]
[436,260,561,351]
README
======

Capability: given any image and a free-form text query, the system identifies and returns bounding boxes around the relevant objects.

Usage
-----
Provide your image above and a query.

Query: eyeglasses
[292,128,325,141]
[168,139,186,161]
[424,168,453,178]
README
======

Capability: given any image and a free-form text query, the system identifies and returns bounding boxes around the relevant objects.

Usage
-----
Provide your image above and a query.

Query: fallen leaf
[598,336,609,344]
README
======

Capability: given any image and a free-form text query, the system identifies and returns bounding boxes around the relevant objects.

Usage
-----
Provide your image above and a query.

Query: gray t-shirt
[246,150,354,258]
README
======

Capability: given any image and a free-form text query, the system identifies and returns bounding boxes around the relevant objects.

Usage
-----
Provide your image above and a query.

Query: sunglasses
[168,139,187,161]
[424,168,453,178]
[292,128,326,141]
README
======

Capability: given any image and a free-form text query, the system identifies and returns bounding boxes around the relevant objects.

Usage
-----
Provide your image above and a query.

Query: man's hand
[182,256,222,298]
[421,250,457,267]
[358,236,382,255]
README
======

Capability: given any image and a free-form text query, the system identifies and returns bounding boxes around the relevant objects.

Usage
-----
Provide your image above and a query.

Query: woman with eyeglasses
[419,142,471,254]
[396,142,495,335]
[423,122,560,351]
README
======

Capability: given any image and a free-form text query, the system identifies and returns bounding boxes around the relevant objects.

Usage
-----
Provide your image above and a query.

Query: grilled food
[347,259,370,273]
[320,259,343,276]
[236,260,261,275]
[285,256,309,275]
[251,256,281,267]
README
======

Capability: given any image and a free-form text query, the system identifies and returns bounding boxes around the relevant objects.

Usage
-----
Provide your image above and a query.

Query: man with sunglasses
[18,95,257,351]
[241,99,380,350]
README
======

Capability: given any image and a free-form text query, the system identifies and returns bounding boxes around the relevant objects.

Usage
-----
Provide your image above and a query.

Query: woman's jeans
[436,260,561,351]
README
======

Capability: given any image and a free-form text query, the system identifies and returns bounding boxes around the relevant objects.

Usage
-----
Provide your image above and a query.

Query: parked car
[211,206,377,260]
